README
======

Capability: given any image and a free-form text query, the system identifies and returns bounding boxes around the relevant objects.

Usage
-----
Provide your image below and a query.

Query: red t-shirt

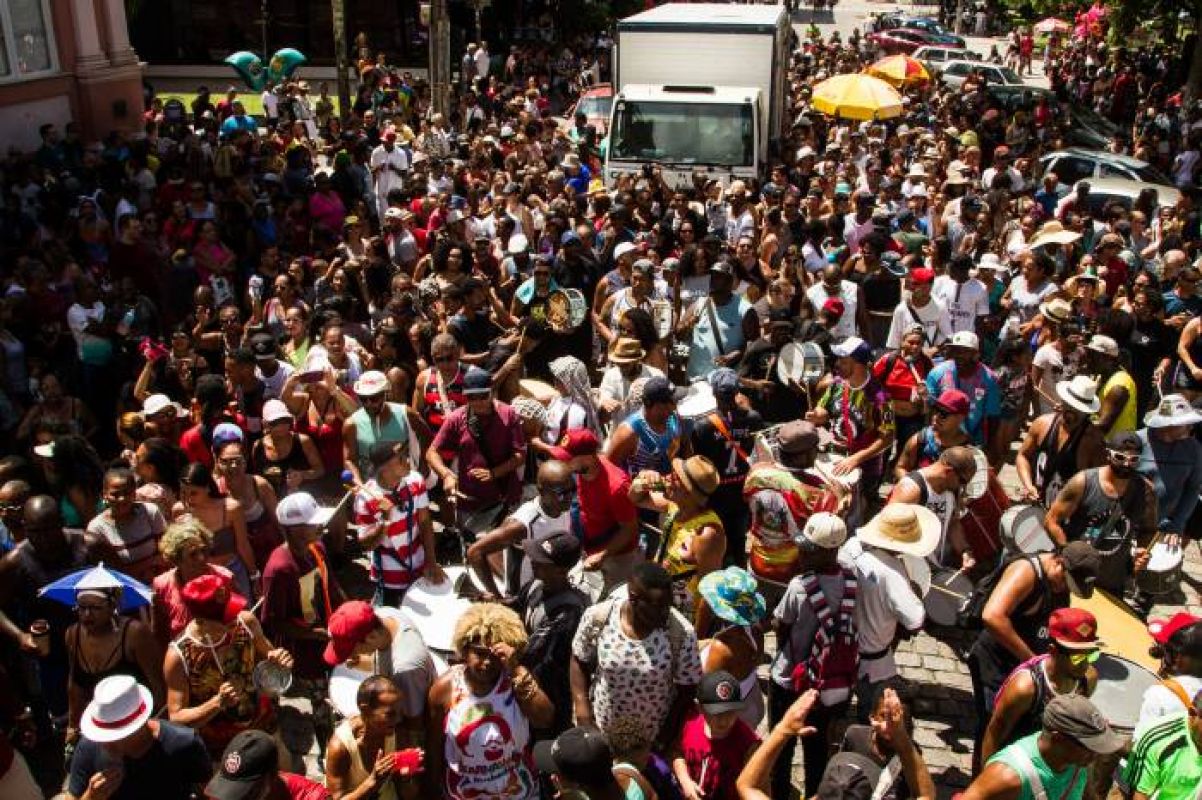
[679,708,760,800]
[872,353,931,403]
[282,772,332,800]
[575,456,637,555]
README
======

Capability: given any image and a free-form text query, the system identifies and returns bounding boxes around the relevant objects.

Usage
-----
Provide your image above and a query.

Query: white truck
[605,3,793,189]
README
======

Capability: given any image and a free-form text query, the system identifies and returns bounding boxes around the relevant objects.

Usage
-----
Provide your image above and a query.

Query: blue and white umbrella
[38,563,152,613]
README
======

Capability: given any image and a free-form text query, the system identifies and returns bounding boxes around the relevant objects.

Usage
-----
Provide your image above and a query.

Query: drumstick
[928,583,968,601]
[1034,383,1061,409]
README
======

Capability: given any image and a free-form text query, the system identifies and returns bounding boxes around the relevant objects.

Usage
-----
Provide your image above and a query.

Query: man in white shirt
[598,337,665,423]
[369,130,410,219]
[840,504,937,713]
[261,86,279,128]
[932,254,990,335]
[807,265,864,340]
[465,460,575,599]
[1032,319,1084,415]
[474,41,491,82]
[1135,612,1202,736]
[886,267,952,350]
[723,181,756,244]
[981,146,1024,192]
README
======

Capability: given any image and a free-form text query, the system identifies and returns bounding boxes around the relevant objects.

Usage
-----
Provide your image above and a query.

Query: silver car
[1040,148,1173,187]
[938,60,1024,90]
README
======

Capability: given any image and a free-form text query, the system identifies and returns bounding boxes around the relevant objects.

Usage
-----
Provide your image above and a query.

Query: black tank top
[1033,414,1087,506]
[69,620,147,693]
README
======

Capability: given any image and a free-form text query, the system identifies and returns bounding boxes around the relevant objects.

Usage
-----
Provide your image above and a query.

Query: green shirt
[1124,712,1202,800]
[988,732,1086,800]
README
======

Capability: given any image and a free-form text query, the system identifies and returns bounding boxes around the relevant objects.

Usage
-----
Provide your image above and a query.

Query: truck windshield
[609,100,754,167]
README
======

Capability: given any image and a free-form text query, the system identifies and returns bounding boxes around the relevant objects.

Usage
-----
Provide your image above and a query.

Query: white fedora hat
[81,675,153,743]
[1056,375,1102,414]
[857,504,942,559]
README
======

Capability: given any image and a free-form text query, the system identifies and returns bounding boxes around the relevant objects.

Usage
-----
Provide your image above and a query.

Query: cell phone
[299,371,322,384]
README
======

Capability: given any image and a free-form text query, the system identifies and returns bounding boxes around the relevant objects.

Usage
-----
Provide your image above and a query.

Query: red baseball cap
[934,389,971,416]
[180,573,246,624]
[323,601,380,666]
[546,429,600,462]
[1049,607,1102,650]
[822,297,845,320]
[909,267,935,285]
[1147,612,1201,645]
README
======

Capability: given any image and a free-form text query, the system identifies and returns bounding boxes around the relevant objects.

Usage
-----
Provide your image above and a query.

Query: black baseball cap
[205,730,278,800]
[697,670,745,714]
[1060,541,1101,599]
[522,530,582,569]
[816,752,881,800]
[642,376,676,407]
[249,333,278,360]
[533,726,615,786]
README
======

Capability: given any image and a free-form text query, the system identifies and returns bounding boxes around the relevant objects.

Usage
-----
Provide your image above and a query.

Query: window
[0,0,57,82]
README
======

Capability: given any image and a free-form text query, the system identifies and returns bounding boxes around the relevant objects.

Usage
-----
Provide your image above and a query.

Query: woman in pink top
[151,519,234,646]
[310,172,347,234]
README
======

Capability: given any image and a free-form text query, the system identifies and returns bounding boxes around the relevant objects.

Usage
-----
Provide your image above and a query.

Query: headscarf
[550,355,602,436]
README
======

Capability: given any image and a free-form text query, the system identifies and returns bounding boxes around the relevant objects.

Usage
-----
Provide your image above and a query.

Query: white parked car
[938,60,1024,90]
[1039,148,1173,187]
[1070,177,1181,217]
[912,46,981,75]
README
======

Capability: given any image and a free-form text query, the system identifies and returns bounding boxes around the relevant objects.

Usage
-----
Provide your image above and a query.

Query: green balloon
[225,51,266,91]
[268,48,307,83]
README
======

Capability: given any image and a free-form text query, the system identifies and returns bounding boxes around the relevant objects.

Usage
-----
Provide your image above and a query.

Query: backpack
[791,569,858,706]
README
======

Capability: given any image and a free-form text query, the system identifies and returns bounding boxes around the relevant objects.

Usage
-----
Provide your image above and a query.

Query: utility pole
[332,0,352,121]
[260,0,269,64]
[429,0,451,117]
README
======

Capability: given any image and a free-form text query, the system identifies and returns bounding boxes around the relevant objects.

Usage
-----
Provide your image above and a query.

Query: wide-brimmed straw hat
[1056,375,1102,414]
[857,504,941,558]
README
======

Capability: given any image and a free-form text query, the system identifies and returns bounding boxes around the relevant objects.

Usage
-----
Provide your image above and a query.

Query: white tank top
[443,665,537,800]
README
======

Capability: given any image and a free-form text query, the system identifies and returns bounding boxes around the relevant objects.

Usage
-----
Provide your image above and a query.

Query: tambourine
[546,288,587,332]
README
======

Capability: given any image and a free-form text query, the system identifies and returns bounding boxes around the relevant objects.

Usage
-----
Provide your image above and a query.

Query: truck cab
[606,84,760,189]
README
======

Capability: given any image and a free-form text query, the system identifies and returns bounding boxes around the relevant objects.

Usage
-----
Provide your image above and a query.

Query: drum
[651,299,673,340]
[678,382,717,420]
[963,471,1009,566]
[899,553,932,598]
[776,342,826,385]
[547,288,587,332]
[963,448,990,502]
[519,379,560,406]
[809,451,861,489]
[330,666,365,718]
[1136,542,1183,597]
[568,563,606,603]
[252,660,293,698]
[1072,588,1160,672]
[1000,505,1054,554]
[1090,654,1159,735]
[400,565,474,654]
[923,567,973,627]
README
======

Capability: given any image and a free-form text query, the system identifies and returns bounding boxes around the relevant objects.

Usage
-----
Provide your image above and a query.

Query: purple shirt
[432,401,526,510]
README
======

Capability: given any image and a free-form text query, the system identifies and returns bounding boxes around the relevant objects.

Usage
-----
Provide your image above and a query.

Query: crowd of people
[3,9,1202,800]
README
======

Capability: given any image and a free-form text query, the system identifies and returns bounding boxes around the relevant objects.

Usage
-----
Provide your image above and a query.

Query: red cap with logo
[546,429,601,462]
[934,389,971,416]
[822,297,845,320]
[180,573,246,624]
[909,267,935,285]
[1049,607,1102,650]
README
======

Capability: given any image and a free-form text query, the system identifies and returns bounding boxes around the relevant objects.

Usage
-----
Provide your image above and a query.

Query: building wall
[0,0,144,148]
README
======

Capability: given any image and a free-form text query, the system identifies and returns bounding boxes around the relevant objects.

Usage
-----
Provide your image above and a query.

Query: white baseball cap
[795,512,848,550]
[262,399,293,424]
[949,331,980,351]
[276,492,334,528]
[1086,334,1119,358]
[613,242,638,260]
[142,393,188,418]
[353,370,390,397]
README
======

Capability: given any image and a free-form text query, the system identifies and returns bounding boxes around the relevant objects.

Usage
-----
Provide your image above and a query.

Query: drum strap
[1162,677,1193,709]
[707,412,751,464]
[705,298,726,355]
[1007,745,1082,800]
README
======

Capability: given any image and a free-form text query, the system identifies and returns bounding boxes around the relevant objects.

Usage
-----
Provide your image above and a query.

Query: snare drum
[400,566,473,654]
[1000,505,1054,554]
[677,382,717,420]
[1136,542,1183,597]
[519,379,560,406]
[923,567,973,628]
[809,452,861,489]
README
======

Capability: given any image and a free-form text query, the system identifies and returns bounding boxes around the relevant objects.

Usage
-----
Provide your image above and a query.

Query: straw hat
[608,337,646,365]
[1040,297,1074,324]
[1028,220,1082,249]
[857,504,941,558]
[672,456,720,498]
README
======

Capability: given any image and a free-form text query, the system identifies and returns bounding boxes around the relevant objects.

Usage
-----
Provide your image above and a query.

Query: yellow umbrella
[866,55,930,88]
[810,73,904,121]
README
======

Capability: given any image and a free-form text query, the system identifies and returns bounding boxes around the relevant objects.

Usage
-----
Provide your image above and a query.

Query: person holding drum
[965,694,1126,800]
[466,460,575,601]
[1137,394,1202,557]
[1015,375,1106,507]
[1044,432,1158,597]
[598,337,663,425]
[966,540,1102,770]
[806,336,895,522]
[322,600,436,745]
[979,607,1102,766]
[894,388,973,482]
[923,330,1001,451]
[738,308,816,424]
[596,259,664,346]
[887,446,979,571]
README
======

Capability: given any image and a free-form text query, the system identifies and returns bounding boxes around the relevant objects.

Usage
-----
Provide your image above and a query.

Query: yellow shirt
[1097,369,1138,436]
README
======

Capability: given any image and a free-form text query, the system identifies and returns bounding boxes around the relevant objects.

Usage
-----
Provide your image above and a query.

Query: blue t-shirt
[925,361,1001,446]
[68,720,211,800]
[1163,289,1202,318]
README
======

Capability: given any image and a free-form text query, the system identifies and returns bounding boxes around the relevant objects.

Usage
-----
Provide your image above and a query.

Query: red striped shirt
[353,472,430,589]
